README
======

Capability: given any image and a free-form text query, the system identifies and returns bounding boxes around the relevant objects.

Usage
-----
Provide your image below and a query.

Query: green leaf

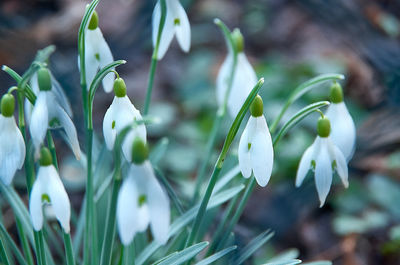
[136,185,245,265]
[153,242,209,265]
[269,73,344,133]
[0,223,28,265]
[195,246,237,265]
[89,60,126,102]
[301,262,332,265]
[273,101,330,145]
[263,260,302,265]
[150,137,169,166]
[233,230,274,265]
[213,165,240,194]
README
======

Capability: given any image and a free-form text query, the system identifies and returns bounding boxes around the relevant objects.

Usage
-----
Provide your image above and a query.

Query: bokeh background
[1,0,400,264]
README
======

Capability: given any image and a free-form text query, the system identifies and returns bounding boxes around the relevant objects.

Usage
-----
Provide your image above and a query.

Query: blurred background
[1,0,400,264]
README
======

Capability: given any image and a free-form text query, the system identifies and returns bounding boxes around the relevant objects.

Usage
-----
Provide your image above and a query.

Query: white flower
[296,117,348,207]
[238,96,273,187]
[80,11,115,92]
[152,0,191,60]
[30,163,71,233]
[216,51,257,118]
[103,96,146,151]
[25,71,73,125]
[29,91,81,159]
[117,161,170,245]
[325,102,356,161]
[0,94,25,185]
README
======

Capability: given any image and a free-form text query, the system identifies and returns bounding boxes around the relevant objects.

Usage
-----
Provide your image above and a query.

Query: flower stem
[0,236,11,265]
[143,0,166,115]
[99,176,122,265]
[63,232,75,265]
[46,131,58,169]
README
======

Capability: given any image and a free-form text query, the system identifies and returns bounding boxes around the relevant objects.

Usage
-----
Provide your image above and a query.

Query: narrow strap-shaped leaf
[233,230,274,265]
[154,242,209,265]
[263,260,302,265]
[195,246,236,265]
[0,223,28,265]
[302,262,332,265]
[149,137,169,166]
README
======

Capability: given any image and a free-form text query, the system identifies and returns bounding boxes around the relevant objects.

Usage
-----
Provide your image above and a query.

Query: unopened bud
[330,82,343,103]
[250,95,263,117]
[113,77,126,97]
[317,117,331,138]
[232,28,244,53]
[1,93,15,117]
[37,67,52,91]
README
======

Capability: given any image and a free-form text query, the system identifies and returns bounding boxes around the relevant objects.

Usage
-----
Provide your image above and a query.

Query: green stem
[0,236,11,265]
[83,128,93,265]
[46,131,58,170]
[143,0,166,115]
[123,242,135,265]
[99,176,122,265]
[15,219,34,265]
[63,233,75,265]
[37,231,47,265]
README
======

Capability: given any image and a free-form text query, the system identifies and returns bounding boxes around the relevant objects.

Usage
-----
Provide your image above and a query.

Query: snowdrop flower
[117,138,170,245]
[29,148,71,233]
[216,29,258,118]
[0,93,25,185]
[25,70,73,125]
[29,67,81,159]
[325,82,356,161]
[238,95,274,187]
[103,77,146,156]
[81,11,114,92]
[296,116,349,207]
[152,0,191,60]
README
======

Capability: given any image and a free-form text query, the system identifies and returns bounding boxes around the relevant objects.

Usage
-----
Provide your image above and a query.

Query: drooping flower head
[325,82,356,161]
[296,116,349,207]
[29,67,81,159]
[0,93,25,185]
[238,95,274,187]
[29,147,71,233]
[81,10,115,92]
[152,0,191,60]
[216,29,258,118]
[117,137,170,245]
[103,77,147,155]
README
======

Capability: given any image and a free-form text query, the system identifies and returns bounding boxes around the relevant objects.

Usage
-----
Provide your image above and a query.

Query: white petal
[330,142,349,188]
[325,102,356,161]
[295,145,313,187]
[314,139,333,207]
[136,205,150,233]
[84,29,101,89]
[249,116,274,187]
[0,116,26,185]
[153,0,175,59]
[51,105,81,160]
[227,53,258,118]
[45,166,71,233]
[30,92,49,152]
[96,30,115,93]
[103,101,116,150]
[143,162,170,244]
[238,117,252,178]
[170,0,190,52]
[216,53,233,110]
[30,179,44,231]
[117,172,139,245]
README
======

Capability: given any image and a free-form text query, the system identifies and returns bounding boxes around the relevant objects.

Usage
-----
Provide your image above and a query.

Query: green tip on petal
[1,93,15,117]
[232,28,244,53]
[317,117,331,138]
[113,77,127,97]
[88,11,99,30]
[131,137,149,165]
[250,95,263,117]
[37,67,52,91]
[39,147,53,166]
[330,82,343,103]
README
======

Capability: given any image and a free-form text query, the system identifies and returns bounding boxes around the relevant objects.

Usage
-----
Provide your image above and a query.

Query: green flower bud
[232,28,244,53]
[1,93,15,117]
[330,82,343,103]
[317,117,331,138]
[88,11,99,30]
[250,95,263,117]
[39,147,53,166]
[113,77,126,97]
[131,137,149,165]
[37,67,52,91]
